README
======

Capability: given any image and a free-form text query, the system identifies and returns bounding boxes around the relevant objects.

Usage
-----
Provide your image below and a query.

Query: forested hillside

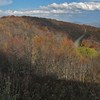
[0,16,100,100]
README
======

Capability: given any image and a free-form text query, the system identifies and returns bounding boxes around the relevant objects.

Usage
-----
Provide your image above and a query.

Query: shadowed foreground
[0,74,100,100]
[0,53,99,100]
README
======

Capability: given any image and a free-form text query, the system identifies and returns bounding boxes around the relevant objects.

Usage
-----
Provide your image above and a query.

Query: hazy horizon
[0,0,100,27]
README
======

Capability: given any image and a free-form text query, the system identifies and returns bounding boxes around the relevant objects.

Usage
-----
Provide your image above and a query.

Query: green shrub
[77,47,98,58]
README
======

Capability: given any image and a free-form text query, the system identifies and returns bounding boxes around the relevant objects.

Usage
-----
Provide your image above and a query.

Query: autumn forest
[0,16,100,100]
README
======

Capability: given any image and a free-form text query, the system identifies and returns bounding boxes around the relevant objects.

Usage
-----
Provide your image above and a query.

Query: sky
[0,0,100,27]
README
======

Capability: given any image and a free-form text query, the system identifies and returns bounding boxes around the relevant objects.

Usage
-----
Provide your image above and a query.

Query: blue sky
[0,0,100,27]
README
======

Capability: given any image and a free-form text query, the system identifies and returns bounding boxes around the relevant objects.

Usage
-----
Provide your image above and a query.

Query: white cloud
[0,2,100,27]
[41,2,100,11]
[88,0,100,1]
[0,0,13,6]
[0,2,100,16]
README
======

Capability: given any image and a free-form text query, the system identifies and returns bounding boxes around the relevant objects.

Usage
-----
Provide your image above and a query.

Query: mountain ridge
[0,15,100,43]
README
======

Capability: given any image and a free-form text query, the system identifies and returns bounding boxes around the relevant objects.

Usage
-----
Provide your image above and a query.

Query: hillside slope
[0,16,100,100]
[0,15,99,79]
[0,16,100,42]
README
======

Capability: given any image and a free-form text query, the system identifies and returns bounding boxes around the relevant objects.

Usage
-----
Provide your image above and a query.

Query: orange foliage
[61,37,73,48]
[32,33,77,59]
[34,35,43,46]
[82,39,100,50]
[8,36,27,58]
[61,38,69,46]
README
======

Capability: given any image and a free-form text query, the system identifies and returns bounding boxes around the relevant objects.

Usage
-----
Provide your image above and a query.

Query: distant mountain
[0,15,100,53]
[0,15,100,42]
